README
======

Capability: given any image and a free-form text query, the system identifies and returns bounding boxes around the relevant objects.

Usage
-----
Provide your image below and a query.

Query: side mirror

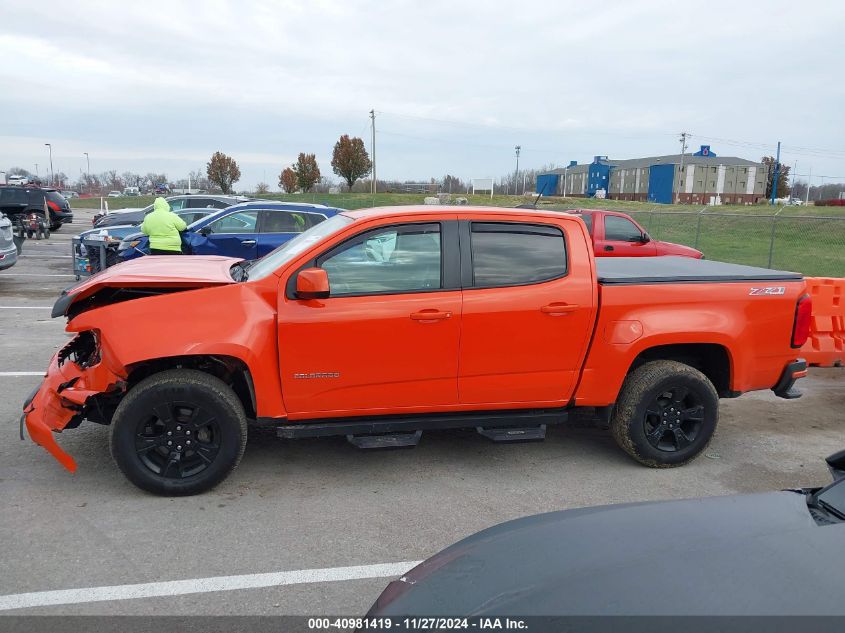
[296,268,330,300]
[639,233,651,243]
[199,226,212,236]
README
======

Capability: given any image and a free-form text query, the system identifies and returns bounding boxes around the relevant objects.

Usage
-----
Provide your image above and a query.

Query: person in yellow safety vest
[141,197,187,255]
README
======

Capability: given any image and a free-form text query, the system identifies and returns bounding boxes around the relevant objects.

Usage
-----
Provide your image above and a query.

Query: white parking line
[0,372,45,376]
[0,273,75,277]
[0,306,51,309]
[20,255,72,259]
[0,560,422,611]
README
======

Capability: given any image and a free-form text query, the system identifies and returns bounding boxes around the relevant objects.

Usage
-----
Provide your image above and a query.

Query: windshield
[814,479,845,519]
[246,214,355,280]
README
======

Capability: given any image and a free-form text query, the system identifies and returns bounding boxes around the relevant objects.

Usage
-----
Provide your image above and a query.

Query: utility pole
[35,163,39,178]
[790,160,798,199]
[770,141,781,205]
[514,145,521,195]
[83,152,90,190]
[805,166,812,205]
[370,109,377,195]
[45,143,54,187]
[676,132,688,203]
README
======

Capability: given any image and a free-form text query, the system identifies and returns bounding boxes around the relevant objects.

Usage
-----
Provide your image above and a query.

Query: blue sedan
[118,201,343,262]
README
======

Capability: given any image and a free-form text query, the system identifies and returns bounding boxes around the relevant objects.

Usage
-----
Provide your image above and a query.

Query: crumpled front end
[22,331,126,472]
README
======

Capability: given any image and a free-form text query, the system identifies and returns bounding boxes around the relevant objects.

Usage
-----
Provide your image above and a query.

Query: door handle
[540,303,579,315]
[410,310,452,321]
[604,245,614,251]
[240,239,256,245]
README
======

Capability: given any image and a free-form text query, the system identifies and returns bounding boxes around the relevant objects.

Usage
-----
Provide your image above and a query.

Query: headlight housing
[117,239,141,252]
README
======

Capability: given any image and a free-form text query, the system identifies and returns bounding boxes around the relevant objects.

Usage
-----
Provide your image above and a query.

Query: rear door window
[470,222,567,287]
[260,210,324,233]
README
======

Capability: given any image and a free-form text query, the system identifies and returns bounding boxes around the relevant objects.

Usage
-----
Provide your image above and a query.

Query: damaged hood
[53,255,241,317]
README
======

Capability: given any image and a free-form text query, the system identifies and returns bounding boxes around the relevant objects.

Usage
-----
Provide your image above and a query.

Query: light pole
[0,171,5,185]
[514,145,521,195]
[45,143,54,187]
[84,152,90,188]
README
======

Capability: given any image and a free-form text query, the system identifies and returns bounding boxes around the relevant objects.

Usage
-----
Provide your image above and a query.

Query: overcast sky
[2,0,844,190]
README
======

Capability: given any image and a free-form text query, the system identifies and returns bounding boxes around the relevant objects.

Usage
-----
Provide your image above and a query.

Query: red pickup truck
[23,206,809,495]
[571,208,703,258]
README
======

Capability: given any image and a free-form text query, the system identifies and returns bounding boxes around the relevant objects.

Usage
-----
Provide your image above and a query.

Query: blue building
[536,147,768,205]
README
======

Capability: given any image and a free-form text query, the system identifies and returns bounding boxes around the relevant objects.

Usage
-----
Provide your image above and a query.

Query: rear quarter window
[45,191,67,206]
[470,222,567,287]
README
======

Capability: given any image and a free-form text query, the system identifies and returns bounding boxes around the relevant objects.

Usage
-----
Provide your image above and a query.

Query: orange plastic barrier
[800,277,845,367]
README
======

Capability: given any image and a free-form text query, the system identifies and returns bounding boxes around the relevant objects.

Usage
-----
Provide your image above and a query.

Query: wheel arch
[125,354,257,420]
[627,343,733,397]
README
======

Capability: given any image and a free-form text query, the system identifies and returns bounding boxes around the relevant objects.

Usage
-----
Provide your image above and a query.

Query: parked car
[60,190,80,199]
[117,201,340,262]
[76,209,216,272]
[92,194,248,227]
[107,191,122,198]
[0,213,19,270]
[7,175,29,186]
[0,185,73,231]
[24,206,809,495]
[368,449,845,616]
[568,209,703,258]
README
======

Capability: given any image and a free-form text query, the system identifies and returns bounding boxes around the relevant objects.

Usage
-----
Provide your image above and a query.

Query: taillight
[791,294,812,348]
[47,200,60,212]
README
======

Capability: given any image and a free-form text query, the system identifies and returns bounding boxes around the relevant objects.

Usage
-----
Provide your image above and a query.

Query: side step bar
[347,431,422,449]
[276,408,568,440]
[476,424,546,443]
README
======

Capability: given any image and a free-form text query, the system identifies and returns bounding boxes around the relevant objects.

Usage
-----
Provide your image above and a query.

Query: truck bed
[596,256,803,285]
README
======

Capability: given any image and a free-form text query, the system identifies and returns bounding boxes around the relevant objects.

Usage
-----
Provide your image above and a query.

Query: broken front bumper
[21,336,124,472]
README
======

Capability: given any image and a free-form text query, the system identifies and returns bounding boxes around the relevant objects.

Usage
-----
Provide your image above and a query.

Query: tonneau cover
[597,256,803,285]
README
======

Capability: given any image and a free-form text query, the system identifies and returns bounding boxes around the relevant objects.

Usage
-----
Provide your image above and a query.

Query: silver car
[0,214,19,270]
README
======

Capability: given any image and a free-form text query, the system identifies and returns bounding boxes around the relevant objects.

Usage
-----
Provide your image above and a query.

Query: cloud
[1,0,843,187]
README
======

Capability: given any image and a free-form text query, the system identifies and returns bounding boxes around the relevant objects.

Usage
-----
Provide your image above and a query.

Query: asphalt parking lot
[0,206,842,615]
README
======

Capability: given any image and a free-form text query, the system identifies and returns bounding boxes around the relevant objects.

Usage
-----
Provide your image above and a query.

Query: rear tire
[110,369,248,496]
[611,360,718,468]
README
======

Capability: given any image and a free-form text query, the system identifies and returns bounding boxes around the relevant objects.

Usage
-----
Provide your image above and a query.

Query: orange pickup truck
[23,206,811,495]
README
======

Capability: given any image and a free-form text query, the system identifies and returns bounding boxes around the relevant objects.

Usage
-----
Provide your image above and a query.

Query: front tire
[611,360,718,468]
[110,369,248,495]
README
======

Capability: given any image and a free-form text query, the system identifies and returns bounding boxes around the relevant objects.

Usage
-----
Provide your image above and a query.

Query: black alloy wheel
[110,369,248,495]
[611,360,719,468]
[134,401,222,479]
[642,386,705,453]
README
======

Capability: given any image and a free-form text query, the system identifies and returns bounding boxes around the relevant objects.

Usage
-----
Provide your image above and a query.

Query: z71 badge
[749,286,786,296]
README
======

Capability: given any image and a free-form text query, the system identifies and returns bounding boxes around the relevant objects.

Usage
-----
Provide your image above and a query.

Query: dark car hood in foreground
[369,491,844,616]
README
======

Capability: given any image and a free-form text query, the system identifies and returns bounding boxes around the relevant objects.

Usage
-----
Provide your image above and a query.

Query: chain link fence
[266,195,845,278]
[626,208,845,277]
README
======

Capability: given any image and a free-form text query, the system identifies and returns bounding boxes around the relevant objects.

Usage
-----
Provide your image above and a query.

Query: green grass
[71,195,157,210]
[71,193,845,276]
